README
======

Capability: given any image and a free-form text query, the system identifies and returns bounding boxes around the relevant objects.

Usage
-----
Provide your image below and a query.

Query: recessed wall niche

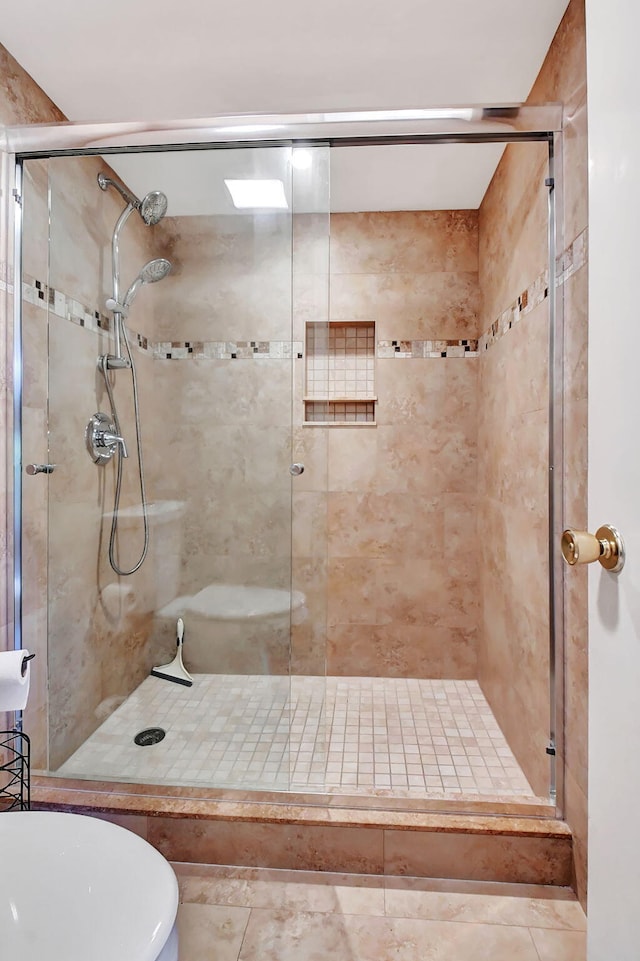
[304,321,376,425]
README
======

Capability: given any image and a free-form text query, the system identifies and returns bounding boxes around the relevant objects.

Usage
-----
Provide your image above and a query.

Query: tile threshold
[32,781,567,838]
[33,773,553,816]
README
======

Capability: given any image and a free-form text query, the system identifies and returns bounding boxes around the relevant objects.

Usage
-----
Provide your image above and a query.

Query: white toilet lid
[0,812,178,961]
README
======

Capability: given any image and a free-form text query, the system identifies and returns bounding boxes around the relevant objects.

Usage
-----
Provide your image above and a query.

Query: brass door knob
[561,525,625,573]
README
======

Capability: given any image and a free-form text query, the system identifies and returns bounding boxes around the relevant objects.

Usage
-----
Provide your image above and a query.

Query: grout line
[235,903,253,961]
[528,925,544,961]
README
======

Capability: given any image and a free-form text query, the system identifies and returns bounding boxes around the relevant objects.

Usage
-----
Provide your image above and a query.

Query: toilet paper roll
[0,649,31,712]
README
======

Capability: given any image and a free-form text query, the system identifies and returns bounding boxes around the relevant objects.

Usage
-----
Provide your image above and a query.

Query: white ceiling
[2,0,569,211]
[108,142,508,215]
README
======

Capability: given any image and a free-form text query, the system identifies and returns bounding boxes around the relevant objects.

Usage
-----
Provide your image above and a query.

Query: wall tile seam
[2,226,586,363]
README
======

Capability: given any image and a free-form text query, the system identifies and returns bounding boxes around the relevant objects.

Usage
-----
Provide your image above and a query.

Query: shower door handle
[25,463,55,475]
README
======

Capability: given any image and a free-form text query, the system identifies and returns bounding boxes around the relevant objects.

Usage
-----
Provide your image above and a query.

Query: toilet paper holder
[561,524,625,573]
[0,730,30,810]
[21,653,35,677]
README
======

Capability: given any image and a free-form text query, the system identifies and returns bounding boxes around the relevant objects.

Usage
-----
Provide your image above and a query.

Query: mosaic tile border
[478,271,549,353]
[478,226,588,353]
[21,271,114,335]
[8,272,303,361]
[20,273,154,353]
[378,339,478,359]
[154,340,304,360]
[3,227,587,362]
[157,338,479,360]
[557,227,588,285]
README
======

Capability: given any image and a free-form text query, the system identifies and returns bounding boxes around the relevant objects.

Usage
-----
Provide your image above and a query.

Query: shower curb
[32,779,572,888]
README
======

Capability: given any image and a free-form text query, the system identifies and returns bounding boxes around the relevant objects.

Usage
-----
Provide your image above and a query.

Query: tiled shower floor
[58,675,544,802]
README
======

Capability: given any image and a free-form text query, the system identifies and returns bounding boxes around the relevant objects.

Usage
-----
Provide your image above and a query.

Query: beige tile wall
[314,212,480,678]
[142,209,480,680]
[291,213,330,674]
[476,294,550,799]
[18,159,52,764]
[19,151,161,769]
[0,46,65,738]
[146,212,295,673]
[477,0,588,904]
[477,110,551,805]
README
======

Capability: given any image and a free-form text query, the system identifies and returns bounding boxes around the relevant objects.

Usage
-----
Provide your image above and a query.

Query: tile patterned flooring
[174,863,587,961]
[58,675,543,801]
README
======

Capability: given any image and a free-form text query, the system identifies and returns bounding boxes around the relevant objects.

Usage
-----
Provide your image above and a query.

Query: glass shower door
[290,145,331,793]
[24,145,300,791]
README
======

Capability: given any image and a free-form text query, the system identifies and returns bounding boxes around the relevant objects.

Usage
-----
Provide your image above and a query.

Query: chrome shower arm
[98,172,140,211]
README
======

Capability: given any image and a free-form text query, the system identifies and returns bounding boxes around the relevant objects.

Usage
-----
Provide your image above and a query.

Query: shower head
[122,258,172,310]
[140,258,172,284]
[98,172,168,226]
[139,191,168,226]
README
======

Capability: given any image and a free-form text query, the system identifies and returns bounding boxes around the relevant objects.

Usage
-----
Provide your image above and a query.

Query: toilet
[0,811,179,960]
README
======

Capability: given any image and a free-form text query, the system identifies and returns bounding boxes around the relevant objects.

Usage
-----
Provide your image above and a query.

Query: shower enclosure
[9,107,565,816]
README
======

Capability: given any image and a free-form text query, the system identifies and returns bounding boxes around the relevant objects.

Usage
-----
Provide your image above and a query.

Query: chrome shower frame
[3,104,565,817]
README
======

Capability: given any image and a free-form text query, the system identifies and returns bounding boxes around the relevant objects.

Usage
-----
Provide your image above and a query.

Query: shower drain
[134,727,166,746]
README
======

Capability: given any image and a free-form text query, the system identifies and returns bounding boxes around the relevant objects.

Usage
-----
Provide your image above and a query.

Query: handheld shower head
[140,258,172,284]
[122,258,172,309]
[98,172,168,225]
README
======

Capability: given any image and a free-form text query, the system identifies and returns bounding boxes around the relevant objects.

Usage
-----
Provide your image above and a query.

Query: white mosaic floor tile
[57,675,543,801]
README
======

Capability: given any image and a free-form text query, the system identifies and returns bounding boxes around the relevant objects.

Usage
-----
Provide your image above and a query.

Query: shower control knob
[25,463,55,475]
[86,412,126,465]
[95,430,129,458]
[289,463,305,476]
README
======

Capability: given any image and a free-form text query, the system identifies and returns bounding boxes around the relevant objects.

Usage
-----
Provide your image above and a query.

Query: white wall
[586,0,640,956]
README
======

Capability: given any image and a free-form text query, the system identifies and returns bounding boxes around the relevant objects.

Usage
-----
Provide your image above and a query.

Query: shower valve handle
[96,430,129,458]
[86,413,129,465]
